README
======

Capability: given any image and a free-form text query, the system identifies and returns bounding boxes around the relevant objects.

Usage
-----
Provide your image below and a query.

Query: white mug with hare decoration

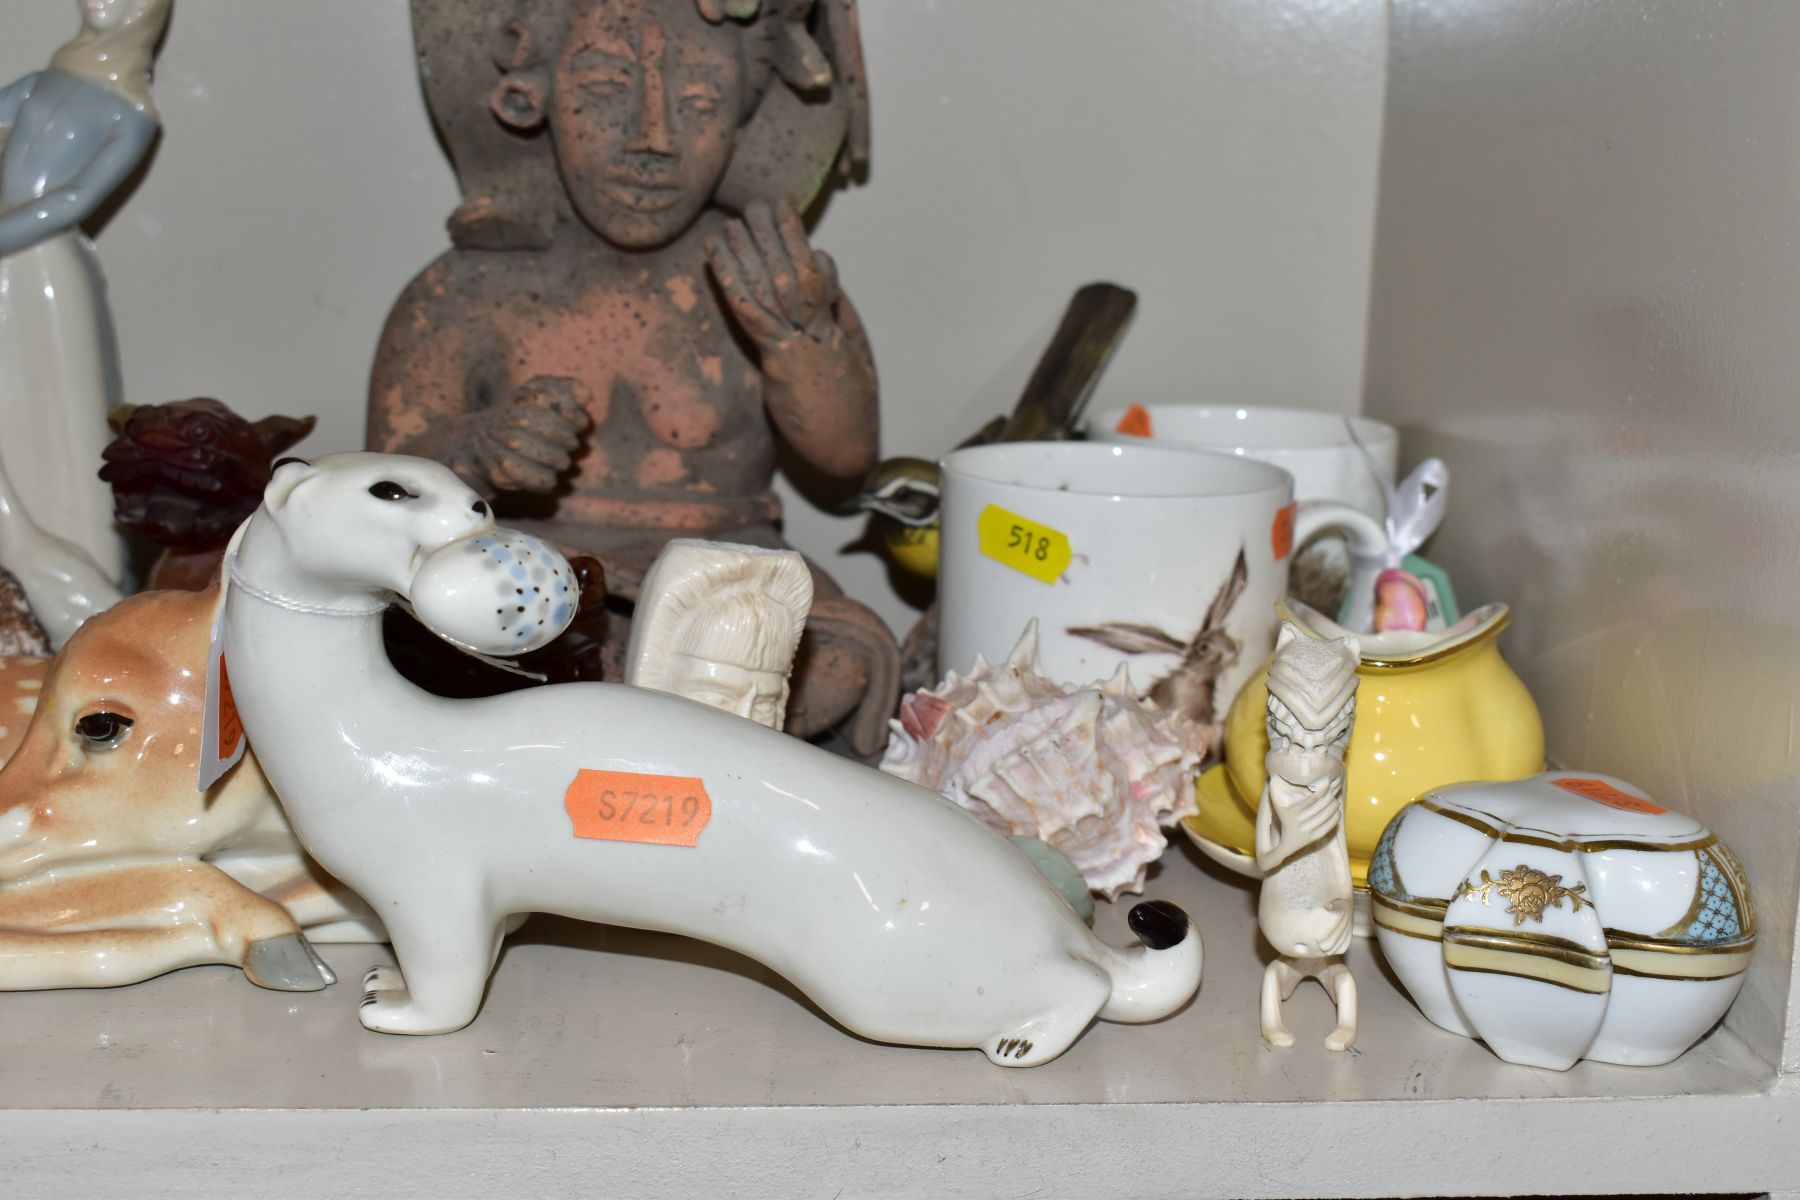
[936,442,1388,730]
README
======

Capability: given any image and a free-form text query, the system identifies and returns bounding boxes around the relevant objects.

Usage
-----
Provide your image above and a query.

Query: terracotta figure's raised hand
[466,377,594,496]
[705,198,877,479]
[706,198,839,356]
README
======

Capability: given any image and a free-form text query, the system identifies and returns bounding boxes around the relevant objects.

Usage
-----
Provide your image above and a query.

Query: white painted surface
[0,0,1389,631]
[2,859,1792,1198]
[1366,0,1800,1073]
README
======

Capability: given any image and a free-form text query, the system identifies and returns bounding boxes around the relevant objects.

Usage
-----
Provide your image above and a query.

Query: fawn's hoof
[244,933,335,991]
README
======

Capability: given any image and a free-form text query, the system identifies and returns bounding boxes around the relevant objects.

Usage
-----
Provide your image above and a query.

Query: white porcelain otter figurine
[216,452,1202,1066]
[1255,621,1360,1051]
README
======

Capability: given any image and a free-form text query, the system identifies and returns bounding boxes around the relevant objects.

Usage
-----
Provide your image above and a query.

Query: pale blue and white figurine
[0,0,173,587]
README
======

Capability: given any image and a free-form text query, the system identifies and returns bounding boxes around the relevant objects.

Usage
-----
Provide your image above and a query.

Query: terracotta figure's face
[552,0,746,249]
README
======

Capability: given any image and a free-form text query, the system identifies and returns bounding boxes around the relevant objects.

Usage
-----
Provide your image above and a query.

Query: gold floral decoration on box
[1457,865,1589,927]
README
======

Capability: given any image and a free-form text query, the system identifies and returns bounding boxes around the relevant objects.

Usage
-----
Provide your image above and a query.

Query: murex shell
[881,621,1202,900]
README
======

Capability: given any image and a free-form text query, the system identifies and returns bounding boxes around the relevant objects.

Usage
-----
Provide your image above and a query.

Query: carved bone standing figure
[1255,621,1360,1050]
[625,538,811,730]
[219,453,1202,1065]
[1068,547,1249,731]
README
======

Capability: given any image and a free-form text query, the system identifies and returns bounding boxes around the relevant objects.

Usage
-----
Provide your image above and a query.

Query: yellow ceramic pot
[1182,601,1544,887]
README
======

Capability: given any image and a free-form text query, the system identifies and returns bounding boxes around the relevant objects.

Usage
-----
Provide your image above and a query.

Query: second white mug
[1087,403,1399,516]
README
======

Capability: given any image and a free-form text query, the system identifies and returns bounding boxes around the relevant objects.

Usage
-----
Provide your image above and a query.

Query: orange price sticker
[198,616,248,792]
[1114,404,1154,438]
[1271,503,1297,561]
[565,770,713,847]
[215,656,244,764]
[1551,776,1667,815]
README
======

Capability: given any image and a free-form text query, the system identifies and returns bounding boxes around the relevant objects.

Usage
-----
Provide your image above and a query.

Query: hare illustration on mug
[937,441,1389,731]
[215,453,1202,1065]
[1069,547,1249,729]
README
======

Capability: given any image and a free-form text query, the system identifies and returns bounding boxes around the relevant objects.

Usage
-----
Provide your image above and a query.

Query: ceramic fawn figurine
[0,586,381,991]
[1255,621,1360,1050]
[215,452,1202,1065]
[625,539,812,730]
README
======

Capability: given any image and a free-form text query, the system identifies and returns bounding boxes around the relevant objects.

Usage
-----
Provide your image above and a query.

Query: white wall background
[2,0,1388,631]
[1365,0,1800,1073]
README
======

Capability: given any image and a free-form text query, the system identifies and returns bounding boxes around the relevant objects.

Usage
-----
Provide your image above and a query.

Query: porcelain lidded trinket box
[1371,771,1755,1069]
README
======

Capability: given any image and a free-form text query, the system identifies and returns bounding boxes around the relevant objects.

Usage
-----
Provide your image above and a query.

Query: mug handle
[1291,501,1390,631]
[1291,501,1388,562]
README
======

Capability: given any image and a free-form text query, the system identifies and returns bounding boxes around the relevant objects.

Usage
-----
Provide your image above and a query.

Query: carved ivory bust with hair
[626,539,813,730]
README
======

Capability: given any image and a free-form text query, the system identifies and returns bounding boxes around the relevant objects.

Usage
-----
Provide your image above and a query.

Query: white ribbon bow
[1381,457,1448,563]
[1347,421,1449,568]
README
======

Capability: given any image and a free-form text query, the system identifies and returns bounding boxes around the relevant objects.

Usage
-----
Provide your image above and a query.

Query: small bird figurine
[851,455,943,579]
[846,282,1138,581]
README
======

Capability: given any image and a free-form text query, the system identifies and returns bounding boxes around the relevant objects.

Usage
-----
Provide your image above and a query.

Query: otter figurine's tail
[1098,900,1203,1022]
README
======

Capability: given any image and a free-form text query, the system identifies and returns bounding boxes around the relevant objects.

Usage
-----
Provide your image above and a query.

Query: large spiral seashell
[881,621,1206,900]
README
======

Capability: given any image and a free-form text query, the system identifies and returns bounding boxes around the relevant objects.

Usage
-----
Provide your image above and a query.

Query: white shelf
[3,847,1793,1199]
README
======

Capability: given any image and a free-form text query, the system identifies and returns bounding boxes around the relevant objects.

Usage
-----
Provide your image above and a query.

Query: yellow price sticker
[977,504,1072,584]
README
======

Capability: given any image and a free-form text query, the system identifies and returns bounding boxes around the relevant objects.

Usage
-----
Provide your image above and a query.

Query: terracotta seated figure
[371,0,895,752]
